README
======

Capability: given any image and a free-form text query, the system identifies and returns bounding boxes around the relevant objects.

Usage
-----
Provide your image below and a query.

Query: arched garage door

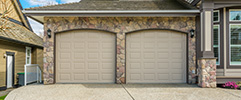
[126,30,187,83]
[56,30,116,83]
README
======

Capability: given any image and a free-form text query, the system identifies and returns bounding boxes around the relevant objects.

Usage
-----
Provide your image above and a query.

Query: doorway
[6,52,15,88]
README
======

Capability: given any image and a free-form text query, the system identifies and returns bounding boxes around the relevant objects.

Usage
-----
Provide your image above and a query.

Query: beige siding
[216,69,224,76]
[0,0,22,22]
[0,40,25,87]
[31,48,43,80]
[36,48,43,80]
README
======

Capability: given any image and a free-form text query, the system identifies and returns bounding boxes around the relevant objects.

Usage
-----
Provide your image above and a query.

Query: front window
[213,25,220,65]
[214,10,219,22]
[26,47,31,65]
[230,25,241,65]
[230,9,241,21]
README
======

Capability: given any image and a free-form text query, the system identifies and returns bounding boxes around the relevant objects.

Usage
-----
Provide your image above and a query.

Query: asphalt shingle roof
[25,0,197,11]
[0,18,43,47]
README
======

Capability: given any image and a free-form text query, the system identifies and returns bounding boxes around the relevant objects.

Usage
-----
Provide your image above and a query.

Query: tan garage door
[126,30,187,83]
[56,30,115,83]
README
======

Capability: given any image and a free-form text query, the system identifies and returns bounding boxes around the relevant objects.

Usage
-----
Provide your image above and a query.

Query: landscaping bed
[222,81,241,90]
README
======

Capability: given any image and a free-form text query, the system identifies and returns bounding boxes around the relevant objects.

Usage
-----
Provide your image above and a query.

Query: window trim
[214,10,220,23]
[229,24,241,65]
[25,47,32,65]
[229,9,241,22]
[213,25,220,65]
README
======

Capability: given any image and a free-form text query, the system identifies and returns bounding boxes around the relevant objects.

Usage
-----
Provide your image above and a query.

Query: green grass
[0,95,7,100]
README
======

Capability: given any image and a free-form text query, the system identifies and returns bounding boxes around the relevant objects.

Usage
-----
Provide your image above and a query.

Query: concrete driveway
[5,84,241,100]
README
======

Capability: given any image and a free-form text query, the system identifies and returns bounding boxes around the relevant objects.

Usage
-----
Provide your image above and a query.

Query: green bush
[0,95,7,100]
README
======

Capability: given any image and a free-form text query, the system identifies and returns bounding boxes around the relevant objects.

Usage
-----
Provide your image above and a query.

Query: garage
[56,30,116,83]
[126,30,187,83]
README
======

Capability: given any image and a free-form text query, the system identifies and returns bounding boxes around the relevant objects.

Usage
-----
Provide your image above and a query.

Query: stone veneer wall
[198,58,217,88]
[43,17,196,84]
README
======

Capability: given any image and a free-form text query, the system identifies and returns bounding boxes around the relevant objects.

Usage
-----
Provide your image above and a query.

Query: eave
[22,10,200,23]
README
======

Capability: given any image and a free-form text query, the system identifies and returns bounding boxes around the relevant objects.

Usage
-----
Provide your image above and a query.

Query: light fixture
[47,29,52,38]
[190,29,195,38]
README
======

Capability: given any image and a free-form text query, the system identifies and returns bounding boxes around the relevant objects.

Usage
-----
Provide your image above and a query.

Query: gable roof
[15,0,33,31]
[0,18,43,47]
[0,0,33,31]
[25,0,197,11]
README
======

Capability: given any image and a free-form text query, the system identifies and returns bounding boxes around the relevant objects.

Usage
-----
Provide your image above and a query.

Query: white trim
[25,47,32,65]
[223,7,227,76]
[229,24,241,65]
[22,10,200,14]
[213,10,220,23]
[229,9,241,22]
[213,25,220,65]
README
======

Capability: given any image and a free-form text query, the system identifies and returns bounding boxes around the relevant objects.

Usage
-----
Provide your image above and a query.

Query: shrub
[222,81,239,90]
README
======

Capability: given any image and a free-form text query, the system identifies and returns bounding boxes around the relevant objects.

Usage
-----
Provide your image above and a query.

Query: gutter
[23,10,200,14]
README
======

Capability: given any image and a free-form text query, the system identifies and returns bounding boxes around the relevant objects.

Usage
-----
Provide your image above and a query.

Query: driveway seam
[217,88,241,98]
[121,84,135,100]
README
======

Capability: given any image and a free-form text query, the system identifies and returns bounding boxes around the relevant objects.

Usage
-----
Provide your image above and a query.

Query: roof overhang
[23,10,200,23]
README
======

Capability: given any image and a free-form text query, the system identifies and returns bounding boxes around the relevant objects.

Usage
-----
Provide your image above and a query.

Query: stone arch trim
[54,28,118,34]
[125,28,190,34]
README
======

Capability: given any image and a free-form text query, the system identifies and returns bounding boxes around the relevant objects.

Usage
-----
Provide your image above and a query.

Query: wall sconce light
[47,29,52,38]
[190,29,195,38]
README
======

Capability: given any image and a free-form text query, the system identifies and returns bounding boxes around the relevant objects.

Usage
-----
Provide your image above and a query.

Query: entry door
[7,55,14,88]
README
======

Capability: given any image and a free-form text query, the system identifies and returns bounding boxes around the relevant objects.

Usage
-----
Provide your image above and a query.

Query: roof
[10,0,33,31]
[25,0,197,11]
[183,0,200,6]
[0,18,43,47]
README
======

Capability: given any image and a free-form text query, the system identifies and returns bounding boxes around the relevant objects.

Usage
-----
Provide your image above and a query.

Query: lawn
[0,95,7,100]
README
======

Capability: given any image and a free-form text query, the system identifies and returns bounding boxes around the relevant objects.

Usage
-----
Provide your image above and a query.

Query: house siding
[0,40,25,87]
[0,39,43,88]
[44,17,196,84]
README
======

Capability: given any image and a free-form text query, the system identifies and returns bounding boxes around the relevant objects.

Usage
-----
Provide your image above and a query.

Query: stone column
[198,0,217,88]
[43,19,55,84]
[116,33,126,84]
[198,58,216,88]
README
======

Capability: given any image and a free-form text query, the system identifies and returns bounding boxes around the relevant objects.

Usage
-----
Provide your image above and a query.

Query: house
[0,0,43,90]
[23,0,241,88]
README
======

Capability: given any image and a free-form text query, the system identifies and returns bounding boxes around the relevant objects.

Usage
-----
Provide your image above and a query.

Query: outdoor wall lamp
[47,29,52,38]
[190,29,195,38]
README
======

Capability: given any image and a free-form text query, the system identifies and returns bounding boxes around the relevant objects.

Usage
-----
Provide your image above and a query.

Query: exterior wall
[0,40,26,87]
[44,17,196,84]
[0,39,43,88]
[32,48,43,70]
[198,58,216,88]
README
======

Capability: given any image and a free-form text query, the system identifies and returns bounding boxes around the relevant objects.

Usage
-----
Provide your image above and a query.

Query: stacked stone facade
[198,58,217,88]
[43,17,196,84]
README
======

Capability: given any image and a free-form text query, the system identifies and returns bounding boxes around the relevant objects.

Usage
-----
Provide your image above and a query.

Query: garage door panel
[157,63,169,69]
[143,73,155,80]
[73,62,85,69]
[73,73,85,81]
[130,52,141,59]
[127,30,186,83]
[74,42,85,48]
[129,63,141,69]
[56,30,115,83]
[158,74,169,80]
[59,62,71,70]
